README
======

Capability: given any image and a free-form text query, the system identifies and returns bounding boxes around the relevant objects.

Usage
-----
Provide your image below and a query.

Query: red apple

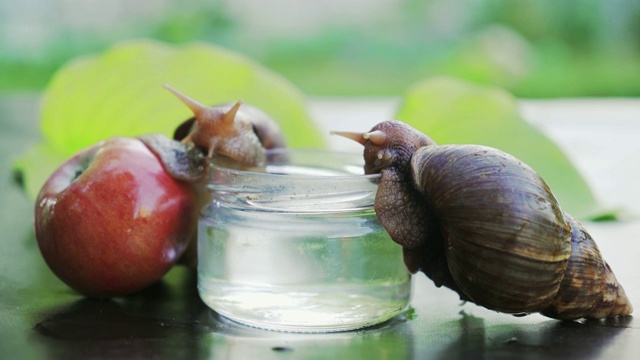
[34,137,199,298]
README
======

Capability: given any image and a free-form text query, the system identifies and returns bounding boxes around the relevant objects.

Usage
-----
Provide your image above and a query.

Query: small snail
[142,85,287,268]
[142,85,287,183]
[332,120,633,320]
[164,83,287,168]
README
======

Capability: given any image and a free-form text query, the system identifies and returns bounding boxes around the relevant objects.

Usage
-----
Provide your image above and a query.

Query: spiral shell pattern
[411,144,632,319]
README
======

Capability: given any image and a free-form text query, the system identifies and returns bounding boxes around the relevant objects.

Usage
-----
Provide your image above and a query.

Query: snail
[142,85,287,268]
[164,84,286,168]
[332,120,633,320]
[143,85,287,183]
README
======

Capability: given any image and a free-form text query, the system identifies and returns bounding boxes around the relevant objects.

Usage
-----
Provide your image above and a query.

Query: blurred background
[2,0,640,97]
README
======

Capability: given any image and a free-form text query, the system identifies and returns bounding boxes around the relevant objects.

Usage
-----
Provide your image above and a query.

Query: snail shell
[333,120,632,320]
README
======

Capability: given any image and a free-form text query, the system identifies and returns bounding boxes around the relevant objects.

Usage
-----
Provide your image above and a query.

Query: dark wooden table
[1,94,638,359]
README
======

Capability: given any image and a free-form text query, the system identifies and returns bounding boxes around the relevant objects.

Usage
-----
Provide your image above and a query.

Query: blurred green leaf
[18,39,323,200]
[395,76,603,220]
[13,143,69,201]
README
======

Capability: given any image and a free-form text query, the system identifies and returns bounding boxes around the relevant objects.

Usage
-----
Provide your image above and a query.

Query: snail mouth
[365,162,387,175]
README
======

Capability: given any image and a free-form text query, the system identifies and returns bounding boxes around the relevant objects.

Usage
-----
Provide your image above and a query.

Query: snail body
[333,120,632,320]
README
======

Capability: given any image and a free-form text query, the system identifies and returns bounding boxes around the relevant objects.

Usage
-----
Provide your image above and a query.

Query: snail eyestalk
[163,83,208,119]
[363,130,386,145]
[330,130,387,146]
[222,100,243,123]
[330,130,368,145]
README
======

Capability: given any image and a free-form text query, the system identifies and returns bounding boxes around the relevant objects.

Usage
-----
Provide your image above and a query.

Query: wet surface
[1,94,639,359]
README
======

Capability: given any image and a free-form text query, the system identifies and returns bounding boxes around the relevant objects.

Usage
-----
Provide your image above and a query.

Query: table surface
[1,94,639,359]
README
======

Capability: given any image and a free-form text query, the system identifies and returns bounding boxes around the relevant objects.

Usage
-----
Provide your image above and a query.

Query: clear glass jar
[197,149,412,333]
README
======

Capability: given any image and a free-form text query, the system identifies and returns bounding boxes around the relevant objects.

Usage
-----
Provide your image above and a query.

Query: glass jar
[197,149,412,333]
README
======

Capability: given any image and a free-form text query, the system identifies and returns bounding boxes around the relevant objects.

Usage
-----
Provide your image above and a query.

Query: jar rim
[205,148,380,213]
[209,148,381,181]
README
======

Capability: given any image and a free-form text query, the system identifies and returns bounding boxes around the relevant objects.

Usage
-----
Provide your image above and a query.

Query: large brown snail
[332,120,633,320]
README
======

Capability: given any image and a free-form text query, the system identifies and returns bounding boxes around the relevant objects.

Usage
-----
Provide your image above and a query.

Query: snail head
[332,120,435,174]
[164,84,265,167]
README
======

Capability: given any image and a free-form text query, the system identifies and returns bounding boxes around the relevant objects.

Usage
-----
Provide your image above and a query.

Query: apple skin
[34,137,199,298]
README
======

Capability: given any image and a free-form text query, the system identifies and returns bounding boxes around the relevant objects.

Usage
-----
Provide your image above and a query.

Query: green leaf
[19,39,324,200]
[13,143,70,200]
[395,76,603,220]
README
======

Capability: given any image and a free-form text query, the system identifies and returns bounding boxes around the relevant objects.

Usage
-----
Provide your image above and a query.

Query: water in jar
[197,161,412,332]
